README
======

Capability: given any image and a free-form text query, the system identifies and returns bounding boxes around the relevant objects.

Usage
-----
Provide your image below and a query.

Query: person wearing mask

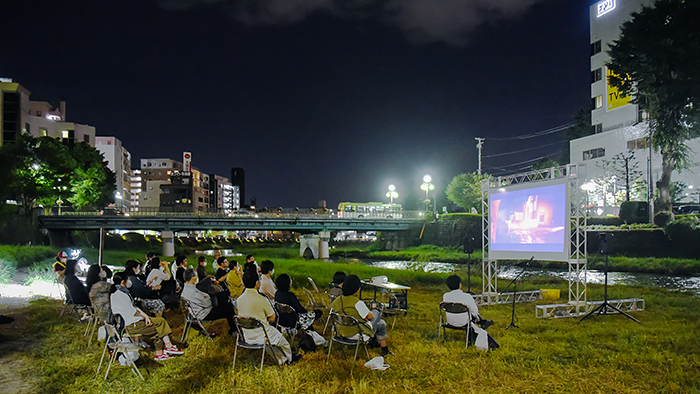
[123,260,165,316]
[226,260,244,300]
[110,273,183,361]
[87,264,113,324]
[181,269,237,336]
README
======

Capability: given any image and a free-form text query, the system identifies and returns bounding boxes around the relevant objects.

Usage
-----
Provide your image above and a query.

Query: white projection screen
[488,179,570,261]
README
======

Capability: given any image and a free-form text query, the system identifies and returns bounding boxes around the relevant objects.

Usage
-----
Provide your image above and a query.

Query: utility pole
[475,137,485,175]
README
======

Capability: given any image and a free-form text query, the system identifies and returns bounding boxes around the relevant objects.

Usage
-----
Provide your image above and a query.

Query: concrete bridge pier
[162,230,175,257]
[383,231,409,251]
[300,231,330,259]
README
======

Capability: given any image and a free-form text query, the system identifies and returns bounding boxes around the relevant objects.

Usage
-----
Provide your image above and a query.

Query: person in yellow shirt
[226,260,244,300]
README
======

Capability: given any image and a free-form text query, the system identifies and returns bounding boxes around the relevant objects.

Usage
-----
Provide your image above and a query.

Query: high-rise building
[571,0,699,215]
[130,169,142,212]
[231,167,245,207]
[95,136,131,212]
[0,78,96,147]
[212,174,240,214]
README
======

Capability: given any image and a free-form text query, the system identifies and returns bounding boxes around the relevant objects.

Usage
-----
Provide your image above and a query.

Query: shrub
[664,215,699,242]
[619,201,649,224]
[654,211,674,227]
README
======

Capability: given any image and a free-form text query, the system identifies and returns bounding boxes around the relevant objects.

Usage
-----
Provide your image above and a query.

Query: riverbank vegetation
[5,273,699,393]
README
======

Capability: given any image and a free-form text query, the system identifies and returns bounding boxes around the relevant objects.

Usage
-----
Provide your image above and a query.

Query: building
[130,169,142,212]
[160,171,194,212]
[95,136,132,212]
[570,0,699,216]
[1,78,96,147]
[138,158,183,211]
[212,174,240,214]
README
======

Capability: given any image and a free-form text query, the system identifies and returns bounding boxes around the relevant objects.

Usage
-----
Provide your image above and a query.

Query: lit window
[583,147,605,161]
[592,95,603,109]
[61,130,69,139]
[39,129,48,137]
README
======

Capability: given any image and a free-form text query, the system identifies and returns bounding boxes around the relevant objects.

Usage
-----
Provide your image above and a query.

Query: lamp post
[56,198,63,215]
[386,184,398,204]
[420,175,434,213]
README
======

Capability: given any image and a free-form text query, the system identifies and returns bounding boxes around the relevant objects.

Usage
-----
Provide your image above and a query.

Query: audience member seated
[175,255,187,285]
[147,257,179,310]
[124,259,165,316]
[211,250,222,271]
[443,275,494,329]
[274,274,322,331]
[181,269,237,336]
[87,264,113,324]
[329,271,346,299]
[215,256,230,283]
[331,274,393,356]
[259,260,277,300]
[237,270,300,365]
[53,250,68,283]
[226,260,244,300]
[64,259,91,306]
[110,273,184,361]
[196,256,214,281]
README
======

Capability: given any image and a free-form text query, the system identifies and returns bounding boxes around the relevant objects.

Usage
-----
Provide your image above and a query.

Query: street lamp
[56,198,63,215]
[386,184,398,204]
[420,175,434,212]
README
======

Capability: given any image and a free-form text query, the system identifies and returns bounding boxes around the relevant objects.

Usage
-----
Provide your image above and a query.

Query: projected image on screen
[490,183,567,257]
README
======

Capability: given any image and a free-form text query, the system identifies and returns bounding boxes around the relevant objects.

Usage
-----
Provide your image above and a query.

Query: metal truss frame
[481,164,588,308]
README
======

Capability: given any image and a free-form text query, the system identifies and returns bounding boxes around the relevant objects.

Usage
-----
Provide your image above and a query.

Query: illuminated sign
[606,67,631,110]
[597,0,616,17]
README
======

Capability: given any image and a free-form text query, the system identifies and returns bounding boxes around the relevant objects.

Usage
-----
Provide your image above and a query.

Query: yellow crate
[540,289,560,300]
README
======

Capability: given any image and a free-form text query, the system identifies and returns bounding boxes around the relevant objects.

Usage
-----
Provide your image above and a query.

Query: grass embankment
[12,274,700,393]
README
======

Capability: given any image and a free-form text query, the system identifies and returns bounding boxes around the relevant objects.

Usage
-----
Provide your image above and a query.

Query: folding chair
[59,284,93,321]
[181,299,216,343]
[307,277,328,308]
[381,291,407,330]
[303,288,323,311]
[438,302,472,347]
[326,312,371,366]
[322,285,342,334]
[274,302,299,345]
[232,316,281,374]
[97,314,145,381]
[84,304,104,347]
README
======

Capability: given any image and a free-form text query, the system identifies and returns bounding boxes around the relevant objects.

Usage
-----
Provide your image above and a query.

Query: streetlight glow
[386,184,398,204]
[421,175,434,212]
[423,175,431,183]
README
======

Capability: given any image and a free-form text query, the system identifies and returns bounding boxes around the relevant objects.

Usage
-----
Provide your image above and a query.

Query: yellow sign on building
[606,67,631,110]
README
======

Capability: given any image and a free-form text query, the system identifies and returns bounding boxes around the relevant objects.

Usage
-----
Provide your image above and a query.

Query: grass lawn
[7,272,700,394]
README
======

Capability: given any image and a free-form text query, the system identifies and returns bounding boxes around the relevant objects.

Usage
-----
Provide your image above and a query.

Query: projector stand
[500,257,533,329]
[466,251,474,295]
[580,254,640,323]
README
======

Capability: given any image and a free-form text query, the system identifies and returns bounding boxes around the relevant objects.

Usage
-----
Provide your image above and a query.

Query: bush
[619,201,649,224]
[664,215,699,242]
[654,211,674,227]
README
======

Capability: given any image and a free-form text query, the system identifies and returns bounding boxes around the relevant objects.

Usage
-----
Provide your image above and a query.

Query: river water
[364,260,700,296]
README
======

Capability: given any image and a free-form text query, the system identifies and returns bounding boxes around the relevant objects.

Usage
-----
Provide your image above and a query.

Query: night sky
[1,0,594,210]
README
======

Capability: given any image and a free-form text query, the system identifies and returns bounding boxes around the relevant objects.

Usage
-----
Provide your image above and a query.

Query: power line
[482,140,565,158]
[487,122,574,141]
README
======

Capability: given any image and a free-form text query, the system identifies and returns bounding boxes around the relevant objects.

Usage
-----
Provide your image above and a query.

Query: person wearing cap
[330,274,393,356]
[53,251,68,282]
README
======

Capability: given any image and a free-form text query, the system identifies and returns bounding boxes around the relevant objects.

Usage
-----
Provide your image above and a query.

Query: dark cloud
[158,0,547,45]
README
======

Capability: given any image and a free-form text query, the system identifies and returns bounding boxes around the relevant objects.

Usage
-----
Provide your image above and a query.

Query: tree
[531,159,560,171]
[445,172,491,213]
[608,150,646,202]
[607,0,700,212]
[0,134,114,212]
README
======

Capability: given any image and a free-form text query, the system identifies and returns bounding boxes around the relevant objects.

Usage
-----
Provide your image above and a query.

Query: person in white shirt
[181,269,237,336]
[443,275,494,329]
[147,258,172,289]
[110,273,183,361]
[258,260,277,300]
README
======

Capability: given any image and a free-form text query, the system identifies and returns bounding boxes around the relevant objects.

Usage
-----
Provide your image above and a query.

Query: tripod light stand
[580,233,640,323]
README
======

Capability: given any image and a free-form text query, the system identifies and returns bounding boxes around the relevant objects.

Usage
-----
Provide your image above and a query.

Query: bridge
[38,211,424,259]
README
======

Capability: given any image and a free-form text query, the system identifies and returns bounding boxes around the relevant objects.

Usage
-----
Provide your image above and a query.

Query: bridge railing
[54,209,427,220]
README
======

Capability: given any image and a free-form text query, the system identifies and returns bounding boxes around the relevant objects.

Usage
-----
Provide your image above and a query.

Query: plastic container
[540,289,560,300]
